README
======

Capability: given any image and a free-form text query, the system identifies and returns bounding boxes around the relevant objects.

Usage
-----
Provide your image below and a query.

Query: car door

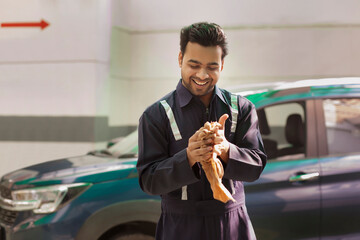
[315,97,360,239]
[245,99,321,240]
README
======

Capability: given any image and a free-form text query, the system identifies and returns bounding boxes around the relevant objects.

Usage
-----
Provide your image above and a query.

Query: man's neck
[199,92,213,108]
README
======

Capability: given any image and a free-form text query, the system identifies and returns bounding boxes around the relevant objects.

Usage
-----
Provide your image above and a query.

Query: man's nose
[196,68,209,80]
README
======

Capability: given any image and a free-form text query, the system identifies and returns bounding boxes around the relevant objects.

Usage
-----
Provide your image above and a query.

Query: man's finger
[213,136,223,144]
[218,114,229,130]
[190,130,200,140]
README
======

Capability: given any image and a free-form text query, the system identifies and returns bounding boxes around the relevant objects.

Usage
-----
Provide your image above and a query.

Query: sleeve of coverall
[223,98,267,182]
[136,108,199,196]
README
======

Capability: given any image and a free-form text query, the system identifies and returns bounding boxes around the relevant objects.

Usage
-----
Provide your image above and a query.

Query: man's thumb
[218,114,229,130]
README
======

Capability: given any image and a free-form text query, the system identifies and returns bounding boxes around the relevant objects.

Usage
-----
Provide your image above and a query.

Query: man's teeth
[193,79,208,86]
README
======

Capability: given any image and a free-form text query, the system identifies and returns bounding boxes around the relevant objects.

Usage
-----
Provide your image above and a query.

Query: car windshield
[87,130,139,158]
[107,130,138,158]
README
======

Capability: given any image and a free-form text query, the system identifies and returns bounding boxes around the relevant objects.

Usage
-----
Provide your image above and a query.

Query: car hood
[1,154,138,190]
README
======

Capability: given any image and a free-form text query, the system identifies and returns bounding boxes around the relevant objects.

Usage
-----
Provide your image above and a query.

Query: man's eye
[190,65,200,69]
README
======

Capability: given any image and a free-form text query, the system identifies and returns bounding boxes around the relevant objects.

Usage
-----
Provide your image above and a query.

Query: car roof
[227,77,360,108]
[229,77,360,95]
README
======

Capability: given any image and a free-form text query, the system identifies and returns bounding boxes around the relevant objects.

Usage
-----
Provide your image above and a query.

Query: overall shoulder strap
[230,94,239,133]
[229,93,239,196]
[159,99,187,200]
[160,100,182,141]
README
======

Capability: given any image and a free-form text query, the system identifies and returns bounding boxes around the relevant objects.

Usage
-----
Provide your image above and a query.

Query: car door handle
[289,172,319,182]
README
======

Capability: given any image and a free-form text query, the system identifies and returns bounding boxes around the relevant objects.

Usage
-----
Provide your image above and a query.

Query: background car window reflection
[323,98,360,155]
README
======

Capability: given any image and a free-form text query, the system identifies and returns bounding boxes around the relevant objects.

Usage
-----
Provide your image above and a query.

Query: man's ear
[221,59,224,71]
[178,51,183,67]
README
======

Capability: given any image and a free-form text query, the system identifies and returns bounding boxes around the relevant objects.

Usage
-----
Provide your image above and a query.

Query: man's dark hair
[180,22,228,59]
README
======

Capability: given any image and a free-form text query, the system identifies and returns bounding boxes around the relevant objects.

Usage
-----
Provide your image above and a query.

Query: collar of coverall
[176,79,227,108]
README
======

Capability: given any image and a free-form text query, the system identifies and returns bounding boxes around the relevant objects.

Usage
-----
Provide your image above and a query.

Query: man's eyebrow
[188,59,201,64]
[188,59,219,66]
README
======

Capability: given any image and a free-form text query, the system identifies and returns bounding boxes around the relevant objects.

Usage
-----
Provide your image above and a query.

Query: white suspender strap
[160,100,187,200]
[230,94,238,133]
[160,100,182,141]
[229,94,238,195]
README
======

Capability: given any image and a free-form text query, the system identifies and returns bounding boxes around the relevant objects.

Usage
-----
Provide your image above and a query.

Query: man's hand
[214,114,230,163]
[186,129,213,167]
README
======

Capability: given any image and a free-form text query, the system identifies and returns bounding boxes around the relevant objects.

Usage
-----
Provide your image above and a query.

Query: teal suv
[1,78,360,240]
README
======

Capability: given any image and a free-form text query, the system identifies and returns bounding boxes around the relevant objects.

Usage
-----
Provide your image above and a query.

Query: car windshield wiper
[117,153,137,159]
[87,149,113,157]
[87,150,136,159]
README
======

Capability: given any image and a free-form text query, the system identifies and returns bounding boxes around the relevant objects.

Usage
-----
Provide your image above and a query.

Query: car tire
[108,233,155,240]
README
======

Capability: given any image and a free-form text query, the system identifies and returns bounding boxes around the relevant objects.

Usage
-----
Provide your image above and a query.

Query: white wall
[0,0,112,175]
[126,0,360,30]
[109,0,360,123]
[0,0,112,116]
[1,0,360,175]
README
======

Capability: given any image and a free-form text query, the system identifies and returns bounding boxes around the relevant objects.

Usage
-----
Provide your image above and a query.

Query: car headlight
[4,183,91,214]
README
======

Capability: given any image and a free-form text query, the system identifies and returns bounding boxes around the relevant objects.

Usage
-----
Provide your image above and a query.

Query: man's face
[178,42,224,103]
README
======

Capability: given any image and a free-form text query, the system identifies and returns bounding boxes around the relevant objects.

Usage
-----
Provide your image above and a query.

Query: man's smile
[192,78,210,86]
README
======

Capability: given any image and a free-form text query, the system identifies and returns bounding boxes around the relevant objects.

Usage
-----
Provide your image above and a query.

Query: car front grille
[0,208,18,226]
[0,186,11,200]
[0,184,17,226]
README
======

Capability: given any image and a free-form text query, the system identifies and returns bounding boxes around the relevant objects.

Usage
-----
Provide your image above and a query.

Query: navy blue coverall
[137,80,267,240]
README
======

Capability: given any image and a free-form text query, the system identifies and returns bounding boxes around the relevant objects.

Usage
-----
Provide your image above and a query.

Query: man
[137,22,267,240]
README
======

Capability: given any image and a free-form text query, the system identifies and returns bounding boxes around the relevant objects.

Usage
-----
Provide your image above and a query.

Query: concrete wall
[110,0,360,123]
[0,0,113,175]
[1,0,360,175]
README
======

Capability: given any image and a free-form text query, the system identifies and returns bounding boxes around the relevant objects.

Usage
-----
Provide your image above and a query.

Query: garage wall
[110,0,360,124]
[0,0,114,175]
[1,0,360,176]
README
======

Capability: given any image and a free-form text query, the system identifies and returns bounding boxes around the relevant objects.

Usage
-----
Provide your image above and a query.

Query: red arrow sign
[1,19,49,30]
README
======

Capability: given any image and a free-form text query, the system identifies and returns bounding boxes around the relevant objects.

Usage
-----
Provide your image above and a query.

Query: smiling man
[137,22,267,240]
[179,41,223,107]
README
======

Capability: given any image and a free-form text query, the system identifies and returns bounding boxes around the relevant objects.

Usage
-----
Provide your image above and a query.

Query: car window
[323,98,360,155]
[258,102,306,161]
